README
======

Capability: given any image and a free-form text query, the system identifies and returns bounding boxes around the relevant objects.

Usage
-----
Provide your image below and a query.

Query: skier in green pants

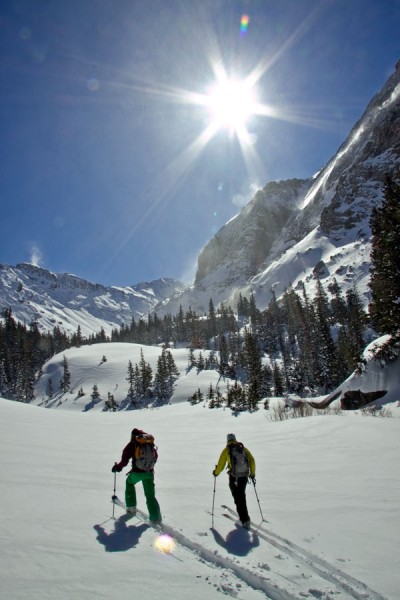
[112,428,162,524]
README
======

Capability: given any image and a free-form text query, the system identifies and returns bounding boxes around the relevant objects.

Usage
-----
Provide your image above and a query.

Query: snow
[248,225,373,313]
[1,340,400,600]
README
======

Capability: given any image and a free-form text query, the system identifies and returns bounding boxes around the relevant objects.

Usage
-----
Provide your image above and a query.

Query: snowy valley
[1,47,400,600]
[2,0,400,597]
[1,336,399,600]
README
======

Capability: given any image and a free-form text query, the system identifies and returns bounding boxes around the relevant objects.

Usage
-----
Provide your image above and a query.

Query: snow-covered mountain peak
[0,263,184,336]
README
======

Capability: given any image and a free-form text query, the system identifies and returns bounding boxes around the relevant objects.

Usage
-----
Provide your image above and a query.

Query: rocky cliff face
[290,60,400,243]
[195,178,311,286]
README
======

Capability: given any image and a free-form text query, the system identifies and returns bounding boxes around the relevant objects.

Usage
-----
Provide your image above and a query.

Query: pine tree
[187,348,196,371]
[249,293,260,325]
[312,279,340,391]
[369,174,400,336]
[273,363,285,396]
[238,293,250,318]
[207,298,217,340]
[260,364,273,397]
[71,325,83,347]
[154,348,178,401]
[139,348,153,396]
[207,383,216,408]
[134,363,141,398]
[329,279,348,325]
[241,330,263,405]
[91,384,100,400]
[126,360,136,400]
[60,355,71,393]
[344,286,366,369]
[176,305,186,341]
[259,290,282,357]
[218,335,229,375]
[197,351,205,371]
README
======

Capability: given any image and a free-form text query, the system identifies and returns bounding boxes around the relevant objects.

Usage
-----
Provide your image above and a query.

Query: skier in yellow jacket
[213,433,256,528]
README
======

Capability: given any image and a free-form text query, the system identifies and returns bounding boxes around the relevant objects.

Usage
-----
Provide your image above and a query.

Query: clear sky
[1,0,399,286]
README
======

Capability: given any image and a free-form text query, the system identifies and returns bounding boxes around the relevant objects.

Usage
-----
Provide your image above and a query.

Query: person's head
[131,428,142,441]
[227,433,236,443]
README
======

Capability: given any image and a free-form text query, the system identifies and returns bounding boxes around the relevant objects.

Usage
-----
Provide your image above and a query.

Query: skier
[112,428,162,524]
[213,433,255,529]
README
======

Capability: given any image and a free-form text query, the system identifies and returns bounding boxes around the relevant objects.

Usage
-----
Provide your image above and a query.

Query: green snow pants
[125,471,161,522]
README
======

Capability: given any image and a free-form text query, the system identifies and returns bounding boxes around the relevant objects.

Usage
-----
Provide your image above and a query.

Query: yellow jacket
[214,441,255,477]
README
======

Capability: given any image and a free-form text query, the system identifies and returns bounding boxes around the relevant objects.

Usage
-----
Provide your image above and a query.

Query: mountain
[159,61,400,315]
[0,262,184,336]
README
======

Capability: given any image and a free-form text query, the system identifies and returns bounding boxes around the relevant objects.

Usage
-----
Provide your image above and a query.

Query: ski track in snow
[114,498,387,600]
[221,506,387,600]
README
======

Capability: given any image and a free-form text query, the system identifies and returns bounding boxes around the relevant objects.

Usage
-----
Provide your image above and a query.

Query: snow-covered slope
[32,337,400,415]
[1,365,399,600]
[0,262,184,336]
[33,342,229,411]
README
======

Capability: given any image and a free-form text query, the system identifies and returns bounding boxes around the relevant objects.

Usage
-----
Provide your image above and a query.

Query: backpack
[133,432,158,471]
[229,442,250,478]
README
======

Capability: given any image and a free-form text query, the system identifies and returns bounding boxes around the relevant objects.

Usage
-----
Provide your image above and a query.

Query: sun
[206,78,257,131]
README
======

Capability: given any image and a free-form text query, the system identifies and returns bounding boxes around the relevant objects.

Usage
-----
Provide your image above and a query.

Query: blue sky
[1,0,399,286]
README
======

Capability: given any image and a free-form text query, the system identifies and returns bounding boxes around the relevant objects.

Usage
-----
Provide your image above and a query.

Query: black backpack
[229,442,249,478]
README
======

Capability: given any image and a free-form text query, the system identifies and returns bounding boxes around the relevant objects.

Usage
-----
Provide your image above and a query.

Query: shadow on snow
[94,513,149,552]
[210,524,259,556]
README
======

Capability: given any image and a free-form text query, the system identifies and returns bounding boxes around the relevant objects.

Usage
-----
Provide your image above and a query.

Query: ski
[222,511,277,545]
[111,495,163,530]
[221,511,251,529]
[221,504,235,514]
[221,505,269,532]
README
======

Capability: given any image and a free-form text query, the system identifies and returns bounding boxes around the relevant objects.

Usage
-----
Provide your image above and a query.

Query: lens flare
[154,534,175,554]
[240,15,249,36]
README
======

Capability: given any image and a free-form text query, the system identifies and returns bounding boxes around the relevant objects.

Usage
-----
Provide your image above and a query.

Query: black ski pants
[229,475,249,523]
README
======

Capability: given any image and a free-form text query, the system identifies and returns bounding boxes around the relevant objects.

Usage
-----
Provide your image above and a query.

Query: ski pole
[112,467,117,519]
[211,466,217,528]
[252,478,265,521]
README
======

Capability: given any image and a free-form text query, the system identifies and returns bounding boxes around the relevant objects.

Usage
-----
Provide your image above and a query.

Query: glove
[112,463,121,473]
[249,475,256,484]
[213,469,217,477]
